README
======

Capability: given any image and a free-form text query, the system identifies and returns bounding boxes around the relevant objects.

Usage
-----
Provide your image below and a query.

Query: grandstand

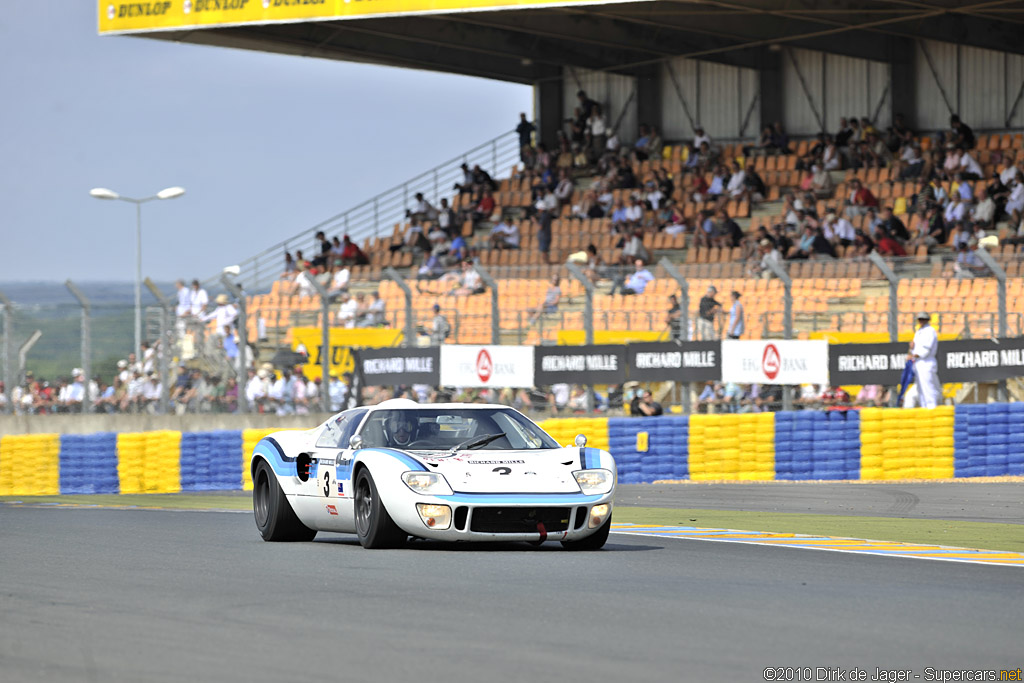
[98,0,1024,409]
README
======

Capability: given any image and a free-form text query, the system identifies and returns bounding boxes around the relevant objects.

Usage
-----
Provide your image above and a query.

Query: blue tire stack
[58,433,119,494]
[607,416,688,484]
[180,430,244,491]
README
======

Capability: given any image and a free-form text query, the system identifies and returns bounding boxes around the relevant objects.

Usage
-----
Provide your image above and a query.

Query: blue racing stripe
[373,448,429,472]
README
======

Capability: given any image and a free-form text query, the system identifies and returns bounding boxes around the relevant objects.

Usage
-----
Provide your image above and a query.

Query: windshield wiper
[447,433,505,456]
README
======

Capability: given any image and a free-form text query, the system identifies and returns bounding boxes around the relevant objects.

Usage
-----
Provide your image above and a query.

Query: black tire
[561,514,611,551]
[354,468,407,549]
[253,459,317,542]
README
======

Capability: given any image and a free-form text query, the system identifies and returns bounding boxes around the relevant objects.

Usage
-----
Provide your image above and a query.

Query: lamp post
[89,186,185,359]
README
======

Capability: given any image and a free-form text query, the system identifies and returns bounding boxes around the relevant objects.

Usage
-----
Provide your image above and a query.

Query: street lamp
[89,186,186,360]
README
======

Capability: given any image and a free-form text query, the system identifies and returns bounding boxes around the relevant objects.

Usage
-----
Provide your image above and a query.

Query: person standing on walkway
[909,311,941,408]
[727,291,745,339]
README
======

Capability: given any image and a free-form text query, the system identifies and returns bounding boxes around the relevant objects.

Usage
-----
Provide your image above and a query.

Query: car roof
[366,399,513,412]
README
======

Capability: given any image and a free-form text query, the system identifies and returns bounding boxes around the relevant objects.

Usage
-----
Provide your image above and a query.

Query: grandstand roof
[127,0,1024,83]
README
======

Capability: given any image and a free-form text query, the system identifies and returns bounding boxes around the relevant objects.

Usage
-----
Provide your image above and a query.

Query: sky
[0,1,532,284]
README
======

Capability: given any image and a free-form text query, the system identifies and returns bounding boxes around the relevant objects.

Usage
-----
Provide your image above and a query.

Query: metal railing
[205,127,524,296]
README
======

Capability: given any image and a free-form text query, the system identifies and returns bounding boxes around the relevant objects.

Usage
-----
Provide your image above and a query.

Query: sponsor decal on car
[470,460,525,465]
[337,482,344,496]
[326,504,338,516]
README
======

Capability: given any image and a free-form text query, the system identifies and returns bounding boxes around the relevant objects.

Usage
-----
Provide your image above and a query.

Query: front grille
[574,506,588,529]
[453,506,468,531]
[470,507,571,533]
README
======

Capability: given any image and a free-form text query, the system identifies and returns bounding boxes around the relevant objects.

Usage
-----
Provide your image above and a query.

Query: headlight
[589,503,611,529]
[573,469,614,495]
[416,503,452,530]
[401,471,453,496]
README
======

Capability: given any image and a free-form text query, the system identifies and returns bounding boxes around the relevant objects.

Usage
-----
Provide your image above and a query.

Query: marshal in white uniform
[911,312,941,409]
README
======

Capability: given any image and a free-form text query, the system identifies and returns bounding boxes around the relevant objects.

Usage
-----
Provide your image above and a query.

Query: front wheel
[253,460,317,542]
[561,515,611,551]
[354,468,407,549]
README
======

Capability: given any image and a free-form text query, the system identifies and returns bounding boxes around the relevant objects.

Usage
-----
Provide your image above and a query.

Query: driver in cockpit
[384,414,418,448]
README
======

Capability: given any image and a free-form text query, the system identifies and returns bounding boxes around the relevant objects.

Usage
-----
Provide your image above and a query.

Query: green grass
[3,495,1021,553]
[613,507,1024,553]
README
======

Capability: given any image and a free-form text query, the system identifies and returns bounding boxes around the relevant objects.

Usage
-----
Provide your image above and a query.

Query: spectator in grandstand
[583,244,608,282]
[188,279,209,318]
[724,162,746,200]
[587,104,608,158]
[726,291,744,340]
[364,291,386,327]
[447,260,486,297]
[175,279,191,319]
[516,112,535,161]
[617,230,650,265]
[695,381,723,413]
[552,170,574,208]
[633,123,664,162]
[972,188,998,228]
[631,389,663,417]
[943,195,969,232]
[713,209,744,249]
[845,178,878,217]
[877,206,910,242]
[822,211,856,249]
[1005,177,1024,225]
[311,231,333,269]
[795,383,824,409]
[643,179,664,211]
[336,291,358,328]
[623,195,645,228]
[339,236,368,266]
[293,265,317,298]
[659,200,689,236]
[666,294,682,341]
[429,304,451,345]
[434,198,457,237]
[854,384,885,407]
[696,286,721,340]
[489,218,520,250]
[821,386,852,411]
[445,232,468,266]
[875,227,908,257]
[948,114,975,149]
[392,218,431,255]
[749,238,782,279]
[326,259,351,300]
[572,190,604,220]
[536,211,553,261]
[806,164,835,198]
[202,294,238,332]
[416,252,445,285]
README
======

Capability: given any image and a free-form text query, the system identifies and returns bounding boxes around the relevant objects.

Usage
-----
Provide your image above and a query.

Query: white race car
[250,399,616,550]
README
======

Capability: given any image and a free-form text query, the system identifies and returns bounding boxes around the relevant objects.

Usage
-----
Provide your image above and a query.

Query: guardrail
[204,128,523,296]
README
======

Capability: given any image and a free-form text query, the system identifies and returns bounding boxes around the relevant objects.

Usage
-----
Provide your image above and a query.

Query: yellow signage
[290,327,403,380]
[98,0,634,33]
[555,330,667,346]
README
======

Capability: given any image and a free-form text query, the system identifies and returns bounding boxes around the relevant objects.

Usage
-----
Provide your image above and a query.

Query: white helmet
[384,413,417,447]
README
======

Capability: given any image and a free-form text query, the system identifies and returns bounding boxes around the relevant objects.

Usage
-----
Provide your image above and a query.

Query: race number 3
[323,470,331,497]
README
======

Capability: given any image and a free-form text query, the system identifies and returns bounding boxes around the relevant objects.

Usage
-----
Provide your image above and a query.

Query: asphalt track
[2,500,1022,682]
[617,481,1024,524]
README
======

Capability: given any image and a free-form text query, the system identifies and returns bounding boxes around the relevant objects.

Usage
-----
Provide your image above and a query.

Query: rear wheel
[561,515,611,551]
[253,460,316,542]
[354,468,407,549]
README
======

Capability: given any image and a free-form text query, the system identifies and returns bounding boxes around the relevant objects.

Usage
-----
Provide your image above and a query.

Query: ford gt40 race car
[250,399,616,549]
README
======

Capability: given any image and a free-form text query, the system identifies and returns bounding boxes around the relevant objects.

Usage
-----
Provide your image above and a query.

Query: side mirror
[574,434,587,447]
[349,434,363,450]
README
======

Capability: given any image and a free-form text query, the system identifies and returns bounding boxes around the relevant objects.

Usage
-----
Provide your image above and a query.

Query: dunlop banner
[290,328,402,380]
[98,0,642,34]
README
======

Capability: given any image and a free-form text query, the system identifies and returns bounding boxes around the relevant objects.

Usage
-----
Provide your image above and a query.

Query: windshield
[357,408,560,451]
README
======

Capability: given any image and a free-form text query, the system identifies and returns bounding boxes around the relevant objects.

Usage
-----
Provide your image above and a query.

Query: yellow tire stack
[0,433,60,496]
[688,413,774,481]
[116,430,182,494]
[242,428,284,491]
[537,417,609,452]
[862,406,955,480]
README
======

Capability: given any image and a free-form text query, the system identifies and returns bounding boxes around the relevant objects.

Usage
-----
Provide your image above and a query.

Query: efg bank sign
[440,345,535,388]
[722,340,829,385]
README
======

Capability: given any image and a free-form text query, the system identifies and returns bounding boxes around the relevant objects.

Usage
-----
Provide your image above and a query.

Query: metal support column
[975,248,1009,402]
[65,280,93,413]
[475,264,501,345]
[18,331,42,381]
[869,252,900,342]
[565,262,595,413]
[220,274,250,414]
[384,266,417,346]
[304,275,333,414]
[143,278,173,415]
[659,258,692,413]
[764,258,794,410]
[0,291,12,409]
